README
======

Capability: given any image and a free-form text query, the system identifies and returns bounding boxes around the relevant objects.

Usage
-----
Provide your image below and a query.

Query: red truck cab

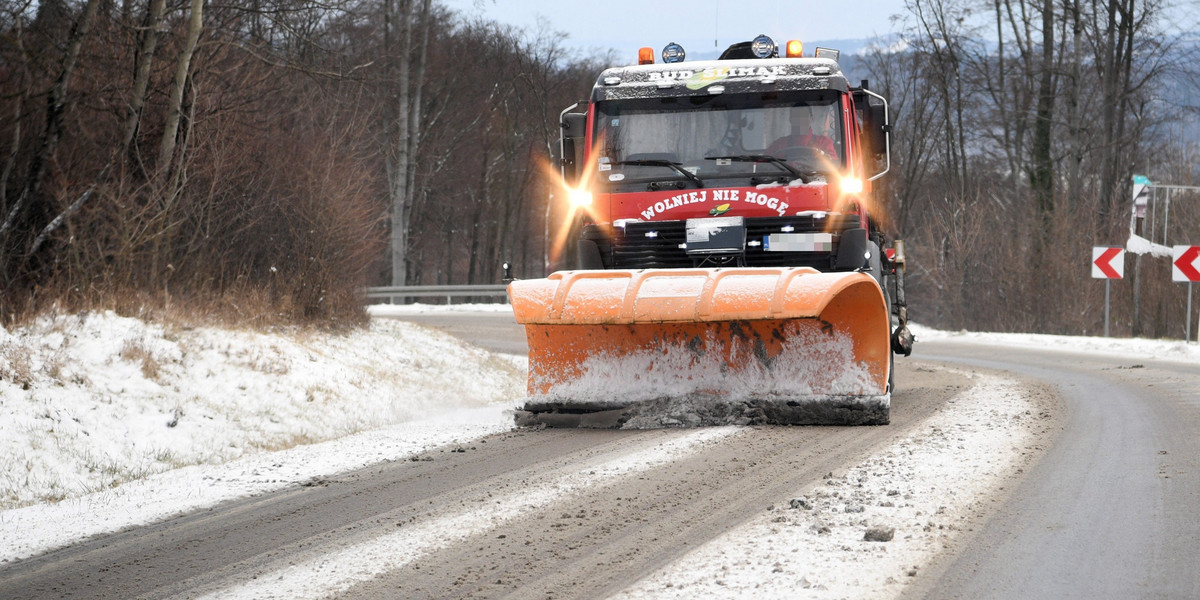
[559,36,893,276]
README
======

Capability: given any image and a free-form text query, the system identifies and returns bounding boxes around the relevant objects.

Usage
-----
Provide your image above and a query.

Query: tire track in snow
[178,427,741,600]
[610,373,1058,599]
[335,361,983,599]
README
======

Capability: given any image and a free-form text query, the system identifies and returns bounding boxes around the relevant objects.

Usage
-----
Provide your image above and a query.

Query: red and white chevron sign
[1173,246,1200,282]
[1092,246,1125,279]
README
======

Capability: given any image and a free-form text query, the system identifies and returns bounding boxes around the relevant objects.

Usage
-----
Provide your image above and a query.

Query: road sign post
[1172,245,1200,343]
[1124,178,1200,338]
[1093,246,1125,337]
[1106,280,1111,338]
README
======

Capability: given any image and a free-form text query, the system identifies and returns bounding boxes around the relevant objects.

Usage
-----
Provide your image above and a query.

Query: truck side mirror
[854,85,891,181]
[560,111,586,186]
[866,100,889,159]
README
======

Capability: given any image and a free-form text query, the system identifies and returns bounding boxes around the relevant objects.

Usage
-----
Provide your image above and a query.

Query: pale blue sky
[439,0,910,58]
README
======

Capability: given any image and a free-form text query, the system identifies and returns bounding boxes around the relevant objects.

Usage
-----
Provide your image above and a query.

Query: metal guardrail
[365,284,509,304]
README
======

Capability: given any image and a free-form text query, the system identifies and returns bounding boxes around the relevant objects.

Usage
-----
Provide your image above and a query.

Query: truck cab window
[596,93,844,188]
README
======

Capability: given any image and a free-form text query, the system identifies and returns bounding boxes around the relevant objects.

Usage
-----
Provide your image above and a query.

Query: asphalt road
[391,310,1200,599]
[0,359,971,599]
[2,310,1196,599]
[905,339,1200,600]
[0,310,973,599]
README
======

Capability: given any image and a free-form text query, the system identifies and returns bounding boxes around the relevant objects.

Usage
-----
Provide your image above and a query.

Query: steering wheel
[778,145,830,168]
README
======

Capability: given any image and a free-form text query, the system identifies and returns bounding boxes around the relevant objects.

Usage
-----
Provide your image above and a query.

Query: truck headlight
[568,188,593,206]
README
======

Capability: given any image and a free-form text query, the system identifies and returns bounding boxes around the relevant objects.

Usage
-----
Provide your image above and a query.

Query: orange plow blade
[508,267,891,428]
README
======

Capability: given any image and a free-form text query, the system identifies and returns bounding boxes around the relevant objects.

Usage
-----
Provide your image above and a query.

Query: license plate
[765,233,833,252]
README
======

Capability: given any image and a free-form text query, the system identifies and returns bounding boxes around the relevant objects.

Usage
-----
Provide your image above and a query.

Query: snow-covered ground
[0,309,527,562]
[910,323,1200,364]
[0,310,524,511]
[612,373,1045,599]
[1,304,1196,597]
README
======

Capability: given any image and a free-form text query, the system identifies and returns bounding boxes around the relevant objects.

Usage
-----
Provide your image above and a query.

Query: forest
[0,0,1198,337]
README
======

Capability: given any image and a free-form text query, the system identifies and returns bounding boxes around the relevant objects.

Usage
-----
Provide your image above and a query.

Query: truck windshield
[594,92,844,187]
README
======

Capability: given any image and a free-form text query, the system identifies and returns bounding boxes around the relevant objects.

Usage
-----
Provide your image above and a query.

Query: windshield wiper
[704,154,815,184]
[614,159,705,188]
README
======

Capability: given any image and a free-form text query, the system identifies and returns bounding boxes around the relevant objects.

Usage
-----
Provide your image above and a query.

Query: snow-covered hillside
[0,310,525,512]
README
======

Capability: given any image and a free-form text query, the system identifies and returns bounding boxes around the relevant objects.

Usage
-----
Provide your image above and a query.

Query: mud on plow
[508,267,892,428]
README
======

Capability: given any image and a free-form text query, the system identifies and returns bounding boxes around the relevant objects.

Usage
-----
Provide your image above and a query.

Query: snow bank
[0,311,525,510]
[910,323,1200,364]
[531,327,876,406]
[613,373,1048,599]
[1126,233,1173,258]
[0,407,516,563]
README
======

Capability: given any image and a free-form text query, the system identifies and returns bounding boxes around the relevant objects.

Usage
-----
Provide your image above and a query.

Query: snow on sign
[1092,246,1125,279]
[1172,245,1200,282]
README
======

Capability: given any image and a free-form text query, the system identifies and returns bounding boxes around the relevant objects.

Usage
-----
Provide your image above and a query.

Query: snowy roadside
[612,372,1055,599]
[187,427,744,600]
[910,323,1200,364]
[1,304,1193,579]
[0,310,526,562]
[172,369,1050,600]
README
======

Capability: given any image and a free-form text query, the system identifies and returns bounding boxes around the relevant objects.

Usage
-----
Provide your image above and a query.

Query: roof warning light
[751,34,777,58]
[662,42,686,63]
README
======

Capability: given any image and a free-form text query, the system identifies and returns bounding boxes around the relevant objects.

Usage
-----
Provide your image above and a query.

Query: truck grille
[584,215,860,270]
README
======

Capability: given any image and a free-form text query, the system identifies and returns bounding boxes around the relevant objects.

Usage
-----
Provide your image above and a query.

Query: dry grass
[3,285,370,333]
[119,338,161,380]
[0,344,34,389]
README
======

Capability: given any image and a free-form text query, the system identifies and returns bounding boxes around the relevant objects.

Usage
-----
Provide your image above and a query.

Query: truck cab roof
[590,58,849,102]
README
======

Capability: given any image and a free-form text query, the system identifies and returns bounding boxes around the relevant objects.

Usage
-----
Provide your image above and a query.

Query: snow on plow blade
[508,267,891,428]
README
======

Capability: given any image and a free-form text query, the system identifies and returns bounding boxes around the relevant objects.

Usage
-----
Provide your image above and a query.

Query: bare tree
[385,0,432,286]
[0,0,102,257]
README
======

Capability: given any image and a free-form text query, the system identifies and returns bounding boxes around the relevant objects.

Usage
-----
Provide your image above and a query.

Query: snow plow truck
[508,35,914,428]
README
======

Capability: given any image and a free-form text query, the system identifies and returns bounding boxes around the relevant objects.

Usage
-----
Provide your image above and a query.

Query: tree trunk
[1063,0,1083,212]
[1098,0,1120,218]
[1029,0,1056,253]
[122,0,168,168]
[389,0,431,286]
[389,0,412,286]
[156,0,204,186]
[146,0,203,286]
